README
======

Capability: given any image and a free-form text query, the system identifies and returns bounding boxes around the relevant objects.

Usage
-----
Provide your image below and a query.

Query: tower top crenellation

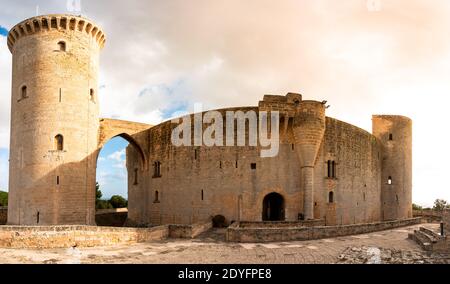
[7,14,106,53]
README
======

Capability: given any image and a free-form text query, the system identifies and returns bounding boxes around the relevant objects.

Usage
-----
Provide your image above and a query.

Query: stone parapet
[226,218,422,243]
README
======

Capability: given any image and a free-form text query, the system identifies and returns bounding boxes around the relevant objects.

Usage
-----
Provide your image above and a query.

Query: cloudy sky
[0,0,449,205]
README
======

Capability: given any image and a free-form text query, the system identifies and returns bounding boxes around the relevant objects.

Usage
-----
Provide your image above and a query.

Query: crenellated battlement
[7,14,106,52]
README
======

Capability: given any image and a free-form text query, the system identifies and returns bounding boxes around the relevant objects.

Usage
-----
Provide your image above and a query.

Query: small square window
[251,163,256,170]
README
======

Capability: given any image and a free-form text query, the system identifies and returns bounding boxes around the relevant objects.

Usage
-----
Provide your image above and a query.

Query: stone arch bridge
[97,118,152,171]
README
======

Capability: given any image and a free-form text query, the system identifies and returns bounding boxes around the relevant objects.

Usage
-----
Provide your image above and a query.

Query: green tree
[412,203,423,211]
[0,191,8,207]
[96,182,102,200]
[109,195,128,209]
[433,199,449,211]
[95,183,113,209]
[96,200,113,210]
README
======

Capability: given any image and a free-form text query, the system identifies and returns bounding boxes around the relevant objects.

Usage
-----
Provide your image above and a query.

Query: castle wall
[127,104,386,226]
[128,108,303,225]
[318,118,382,225]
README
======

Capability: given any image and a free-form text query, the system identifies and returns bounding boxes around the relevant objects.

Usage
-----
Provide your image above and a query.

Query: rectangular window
[153,161,162,178]
[56,176,60,185]
[20,86,28,100]
[327,160,337,178]
[329,191,334,203]
[251,163,256,170]
[332,161,336,178]
[327,160,332,178]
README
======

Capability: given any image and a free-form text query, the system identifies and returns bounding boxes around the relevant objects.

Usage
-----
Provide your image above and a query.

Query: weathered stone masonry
[128,95,412,226]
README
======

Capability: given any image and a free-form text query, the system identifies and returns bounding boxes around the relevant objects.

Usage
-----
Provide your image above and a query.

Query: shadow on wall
[7,127,149,226]
[95,209,128,227]
[0,207,7,225]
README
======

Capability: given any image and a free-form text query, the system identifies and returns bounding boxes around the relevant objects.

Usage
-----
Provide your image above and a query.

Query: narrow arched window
[21,86,27,99]
[389,133,393,141]
[134,168,138,185]
[329,191,334,203]
[55,134,64,151]
[327,160,332,178]
[58,41,66,52]
[332,161,336,178]
[153,161,161,178]
[154,191,159,203]
[327,160,337,178]
[388,176,393,185]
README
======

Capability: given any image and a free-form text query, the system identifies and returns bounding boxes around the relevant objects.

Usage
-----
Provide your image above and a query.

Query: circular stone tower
[372,115,412,221]
[293,101,326,220]
[6,15,105,225]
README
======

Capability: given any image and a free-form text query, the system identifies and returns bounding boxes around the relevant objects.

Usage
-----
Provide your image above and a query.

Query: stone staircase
[408,227,445,252]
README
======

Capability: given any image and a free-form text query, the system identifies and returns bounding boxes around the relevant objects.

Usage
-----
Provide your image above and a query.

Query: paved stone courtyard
[0,224,447,264]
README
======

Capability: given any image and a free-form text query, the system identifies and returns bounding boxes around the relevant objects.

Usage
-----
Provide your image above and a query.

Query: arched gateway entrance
[262,192,285,221]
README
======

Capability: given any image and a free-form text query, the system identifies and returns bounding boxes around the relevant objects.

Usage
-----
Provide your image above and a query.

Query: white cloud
[107,149,125,162]
[97,170,126,185]
[112,161,126,169]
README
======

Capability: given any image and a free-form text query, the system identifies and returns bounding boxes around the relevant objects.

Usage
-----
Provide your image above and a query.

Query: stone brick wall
[226,218,422,243]
[95,209,128,227]
[0,222,212,248]
[0,225,169,248]
[413,210,442,223]
[238,219,325,228]
[320,117,382,225]
[127,94,399,227]
[168,222,212,238]
[132,106,308,225]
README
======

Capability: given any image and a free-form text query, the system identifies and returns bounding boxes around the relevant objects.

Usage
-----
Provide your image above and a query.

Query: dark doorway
[262,192,285,221]
[212,215,227,228]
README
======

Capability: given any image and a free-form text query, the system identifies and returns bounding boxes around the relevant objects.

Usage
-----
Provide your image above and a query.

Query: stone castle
[6,15,412,227]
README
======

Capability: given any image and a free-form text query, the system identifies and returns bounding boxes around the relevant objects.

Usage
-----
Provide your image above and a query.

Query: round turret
[293,101,326,166]
[372,115,412,221]
[292,100,326,220]
[7,15,105,225]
